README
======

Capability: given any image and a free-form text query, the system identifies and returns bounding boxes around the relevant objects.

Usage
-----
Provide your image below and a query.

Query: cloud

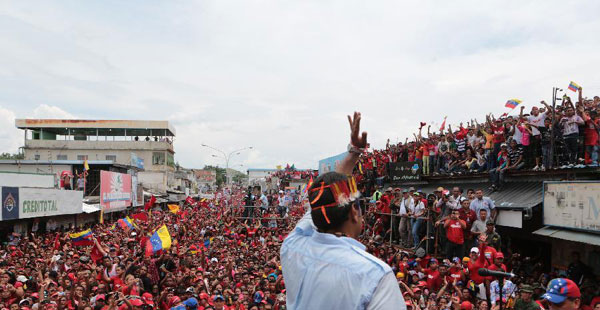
[0,1,600,169]
[0,105,22,154]
[32,104,77,119]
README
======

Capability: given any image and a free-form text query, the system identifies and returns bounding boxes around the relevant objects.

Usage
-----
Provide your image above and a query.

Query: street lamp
[201,144,253,185]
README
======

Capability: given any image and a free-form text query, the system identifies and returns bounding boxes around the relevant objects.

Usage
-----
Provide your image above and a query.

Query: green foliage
[203,165,226,187]
[0,153,24,160]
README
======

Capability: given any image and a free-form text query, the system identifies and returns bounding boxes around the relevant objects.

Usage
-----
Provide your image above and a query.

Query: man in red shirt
[458,198,477,256]
[467,246,488,285]
[444,210,466,260]
[488,252,507,272]
[417,258,443,292]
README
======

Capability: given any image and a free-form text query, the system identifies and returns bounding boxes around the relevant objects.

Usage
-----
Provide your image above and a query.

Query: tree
[0,153,24,160]
[203,165,226,187]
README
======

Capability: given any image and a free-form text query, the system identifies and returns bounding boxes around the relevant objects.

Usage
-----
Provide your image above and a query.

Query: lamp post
[201,144,252,185]
[550,87,563,168]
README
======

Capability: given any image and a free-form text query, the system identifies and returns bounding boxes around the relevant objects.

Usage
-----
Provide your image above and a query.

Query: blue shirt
[470,197,496,220]
[281,211,405,310]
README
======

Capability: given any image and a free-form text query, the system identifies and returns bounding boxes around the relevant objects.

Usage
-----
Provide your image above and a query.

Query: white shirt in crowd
[400,197,413,215]
[528,113,546,136]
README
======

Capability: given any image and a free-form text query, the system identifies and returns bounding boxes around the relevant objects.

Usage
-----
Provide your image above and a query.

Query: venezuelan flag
[83,160,90,171]
[149,225,171,252]
[568,81,581,92]
[505,99,521,109]
[167,204,180,214]
[69,229,94,246]
[117,216,136,231]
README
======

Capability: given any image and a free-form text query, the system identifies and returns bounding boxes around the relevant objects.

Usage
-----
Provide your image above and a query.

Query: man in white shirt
[398,189,413,247]
[281,112,405,310]
[528,105,548,170]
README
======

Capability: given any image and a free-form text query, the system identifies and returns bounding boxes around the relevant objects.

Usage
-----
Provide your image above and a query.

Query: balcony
[24,139,174,153]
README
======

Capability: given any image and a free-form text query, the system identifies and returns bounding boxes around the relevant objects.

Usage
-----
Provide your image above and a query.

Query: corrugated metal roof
[413,181,543,210]
[534,226,600,246]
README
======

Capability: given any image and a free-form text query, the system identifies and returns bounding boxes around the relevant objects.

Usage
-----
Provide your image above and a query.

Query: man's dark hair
[308,172,354,231]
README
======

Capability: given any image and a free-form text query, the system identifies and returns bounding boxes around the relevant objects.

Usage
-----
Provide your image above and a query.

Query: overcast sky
[1,1,600,170]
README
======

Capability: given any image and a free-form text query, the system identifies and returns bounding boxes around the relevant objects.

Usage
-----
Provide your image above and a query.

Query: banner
[194,170,216,182]
[100,171,132,209]
[543,182,600,232]
[2,187,19,221]
[388,162,421,182]
[318,152,347,175]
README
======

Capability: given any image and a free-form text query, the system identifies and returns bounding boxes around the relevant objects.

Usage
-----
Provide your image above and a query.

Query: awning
[533,226,600,247]
[82,203,101,213]
[416,182,543,210]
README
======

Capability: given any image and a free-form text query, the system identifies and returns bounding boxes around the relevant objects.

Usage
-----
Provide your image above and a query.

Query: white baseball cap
[470,247,480,254]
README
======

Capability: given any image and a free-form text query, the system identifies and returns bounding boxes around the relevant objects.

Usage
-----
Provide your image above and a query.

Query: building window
[77,155,88,161]
[167,153,175,167]
[34,154,40,160]
[105,155,117,161]
[57,155,67,160]
[152,152,165,165]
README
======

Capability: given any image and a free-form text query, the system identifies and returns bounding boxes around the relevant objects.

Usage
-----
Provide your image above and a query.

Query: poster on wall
[388,162,421,182]
[100,171,132,209]
[318,152,347,175]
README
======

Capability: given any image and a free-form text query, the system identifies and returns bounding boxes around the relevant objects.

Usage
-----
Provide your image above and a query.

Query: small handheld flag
[505,99,522,109]
[83,160,90,171]
[168,204,180,214]
[69,229,94,246]
[440,116,447,132]
[149,225,172,252]
[568,81,581,92]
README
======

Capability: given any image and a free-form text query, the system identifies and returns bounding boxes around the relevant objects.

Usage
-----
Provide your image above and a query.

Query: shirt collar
[312,230,366,251]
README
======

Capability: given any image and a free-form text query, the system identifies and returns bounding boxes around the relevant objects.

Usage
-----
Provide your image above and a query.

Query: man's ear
[350,205,360,224]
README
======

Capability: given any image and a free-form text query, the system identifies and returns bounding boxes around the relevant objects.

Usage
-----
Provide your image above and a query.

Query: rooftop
[15,119,175,136]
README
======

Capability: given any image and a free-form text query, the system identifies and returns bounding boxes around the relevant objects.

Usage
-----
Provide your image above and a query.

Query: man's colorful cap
[542,278,580,304]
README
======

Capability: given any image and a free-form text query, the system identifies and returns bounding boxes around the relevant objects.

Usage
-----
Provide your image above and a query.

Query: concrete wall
[248,170,276,182]
[138,171,167,192]
[23,141,173,172]
[0,163,72,176]
[0,171,56,188]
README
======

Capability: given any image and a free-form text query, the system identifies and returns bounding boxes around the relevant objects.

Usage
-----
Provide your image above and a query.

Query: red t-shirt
[467,253,488,284]
[481,246,497,265]
[446,219,466,244]
[584,119,599,146]
[492,125,505,143]
[424,268,442,291]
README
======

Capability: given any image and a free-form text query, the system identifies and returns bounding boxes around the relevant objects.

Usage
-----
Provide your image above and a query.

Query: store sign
[100,171,132,209]
[388,162,421,182]
[543,182,600,232]
[0,187,83,221]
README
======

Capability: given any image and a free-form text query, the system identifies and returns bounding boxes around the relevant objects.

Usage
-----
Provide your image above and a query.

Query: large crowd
[357,89,600,191]
[1,182,599,310]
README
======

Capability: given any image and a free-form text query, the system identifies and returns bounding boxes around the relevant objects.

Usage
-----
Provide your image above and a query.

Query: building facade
[15,119,176,193]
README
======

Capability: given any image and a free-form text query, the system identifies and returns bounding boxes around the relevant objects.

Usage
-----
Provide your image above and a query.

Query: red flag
[145,195,156,211]
[185,196,194,206]
[439,116,447,132]
[144,238,153,257]
[53,233,61,250]
[131,212,149,222]
[90,245,103,263]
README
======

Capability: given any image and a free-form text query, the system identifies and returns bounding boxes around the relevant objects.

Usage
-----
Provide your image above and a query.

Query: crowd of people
[0,182,599,310]
[357,89,600,190]
[266,167,316,182]
[0,188,299,310]
[363,185,599,310]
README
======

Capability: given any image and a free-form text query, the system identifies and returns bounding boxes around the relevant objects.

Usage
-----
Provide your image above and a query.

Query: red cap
[199,293,210,300]
[130,299,144,306]
[495,252,504,259]
[461,301,473,310]
[96,294,106,301]
[14,282,23,288]
[142,293,154,305]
